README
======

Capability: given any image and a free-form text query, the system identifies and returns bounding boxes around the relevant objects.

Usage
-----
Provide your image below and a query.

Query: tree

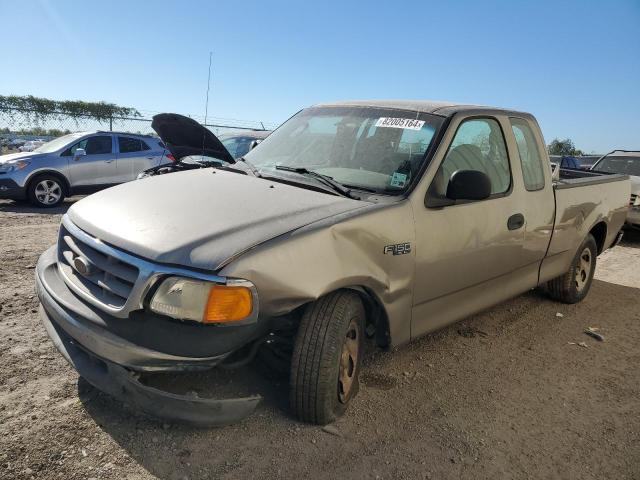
[0,95,140,124]
[547,138,583,156]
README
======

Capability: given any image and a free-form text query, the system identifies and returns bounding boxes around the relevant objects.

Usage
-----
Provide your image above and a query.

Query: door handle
[508,213,525,230]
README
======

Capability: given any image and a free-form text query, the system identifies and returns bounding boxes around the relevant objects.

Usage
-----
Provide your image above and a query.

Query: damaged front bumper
[36,246,262,426]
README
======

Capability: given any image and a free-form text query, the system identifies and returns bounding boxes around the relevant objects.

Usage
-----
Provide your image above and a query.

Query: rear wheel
[290,291,365,424]
[546,234,597,303]
[28,175,65,208]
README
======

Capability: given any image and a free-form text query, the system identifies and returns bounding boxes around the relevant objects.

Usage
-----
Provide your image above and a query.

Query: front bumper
[0,177,26,200]
[36,246,263,426]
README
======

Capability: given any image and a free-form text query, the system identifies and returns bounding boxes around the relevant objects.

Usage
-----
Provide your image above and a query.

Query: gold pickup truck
[36,101,629,426]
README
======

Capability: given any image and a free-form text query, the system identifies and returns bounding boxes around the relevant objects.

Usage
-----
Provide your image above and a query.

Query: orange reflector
[203,285,253,323]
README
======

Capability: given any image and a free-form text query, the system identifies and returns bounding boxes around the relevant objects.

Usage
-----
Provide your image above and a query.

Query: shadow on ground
[0,198,78,214]
[621,227,640,247]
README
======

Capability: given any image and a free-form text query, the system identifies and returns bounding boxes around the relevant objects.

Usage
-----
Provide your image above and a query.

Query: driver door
[65,135,117,187]
[411,115,531,338]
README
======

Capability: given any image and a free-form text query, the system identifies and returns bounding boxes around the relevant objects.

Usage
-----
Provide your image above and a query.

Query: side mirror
[446,170,491,201]
[74,148,86,159]
[249,139,262,151]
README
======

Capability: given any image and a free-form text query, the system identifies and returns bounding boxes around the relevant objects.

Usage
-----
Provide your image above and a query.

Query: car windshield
[220,135,261,160]
[243,106,443,194]
[34,133,86,153]
[594,155,640,177]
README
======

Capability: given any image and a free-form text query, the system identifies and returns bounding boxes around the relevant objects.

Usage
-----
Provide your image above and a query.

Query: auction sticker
[375,117,425,130]
[389,172,408,188]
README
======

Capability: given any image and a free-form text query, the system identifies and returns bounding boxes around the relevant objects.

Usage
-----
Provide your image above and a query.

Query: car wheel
[290,290,365,424]
[546,234,597,303]
[28,175,66,208]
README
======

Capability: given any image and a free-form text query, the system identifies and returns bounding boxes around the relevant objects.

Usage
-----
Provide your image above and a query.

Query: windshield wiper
[275,166,356,199]
[236,156,262,177]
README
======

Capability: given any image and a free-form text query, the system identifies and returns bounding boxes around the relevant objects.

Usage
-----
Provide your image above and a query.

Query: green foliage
[10,127,72,137]
[0,95,141,123]
[548,138,583,156]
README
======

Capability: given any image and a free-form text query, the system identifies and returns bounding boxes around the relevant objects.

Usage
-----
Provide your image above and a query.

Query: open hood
[151,113,235,164]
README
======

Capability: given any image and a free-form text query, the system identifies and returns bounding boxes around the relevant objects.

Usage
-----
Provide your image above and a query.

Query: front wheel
[546,234,598,303]
[290,291,365,424]
[28,175,66,208]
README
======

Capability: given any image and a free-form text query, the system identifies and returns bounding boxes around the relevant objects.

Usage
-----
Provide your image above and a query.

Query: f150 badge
[384,243,411,256]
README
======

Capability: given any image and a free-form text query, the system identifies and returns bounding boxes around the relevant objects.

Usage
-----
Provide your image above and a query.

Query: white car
[591,150,640,228]
[19,140,46,152]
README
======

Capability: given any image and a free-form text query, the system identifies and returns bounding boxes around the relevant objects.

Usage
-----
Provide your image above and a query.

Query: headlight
[0,160,30,173]
[149,277,255,324]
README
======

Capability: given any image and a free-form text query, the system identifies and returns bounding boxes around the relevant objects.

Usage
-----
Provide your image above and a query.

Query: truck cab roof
[315,99,535,119]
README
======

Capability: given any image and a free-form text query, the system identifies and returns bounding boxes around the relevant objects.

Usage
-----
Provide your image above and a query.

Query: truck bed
[554,168,628,189]
[539,168,630,283]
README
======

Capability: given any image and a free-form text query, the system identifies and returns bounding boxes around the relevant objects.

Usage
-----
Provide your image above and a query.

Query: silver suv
[0,131,169,207]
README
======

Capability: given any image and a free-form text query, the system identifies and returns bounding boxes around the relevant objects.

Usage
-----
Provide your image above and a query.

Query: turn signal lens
[149,277,255,324]
[204,285,253,323]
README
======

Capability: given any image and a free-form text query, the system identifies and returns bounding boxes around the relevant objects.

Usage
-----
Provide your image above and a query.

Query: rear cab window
[510,117,545,191]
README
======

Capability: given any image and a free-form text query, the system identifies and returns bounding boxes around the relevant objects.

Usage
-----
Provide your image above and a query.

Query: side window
[510,118,545,191]
[63,136,112,155]
[435,118,511,196]
[118,136,144,153]
[85,136,113,154]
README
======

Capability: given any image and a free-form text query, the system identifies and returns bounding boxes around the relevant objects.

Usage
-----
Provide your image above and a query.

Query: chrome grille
[57,224,139,308]
[630,194,638,207]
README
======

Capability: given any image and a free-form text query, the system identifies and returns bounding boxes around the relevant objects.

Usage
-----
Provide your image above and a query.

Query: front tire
[546,234,597,303]
[27,175,65,208]
[290,291,365,425]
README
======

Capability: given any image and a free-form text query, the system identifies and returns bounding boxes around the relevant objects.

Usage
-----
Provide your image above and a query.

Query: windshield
[594,155,640,177]
[34,133,86,153]
[243,106,443,194]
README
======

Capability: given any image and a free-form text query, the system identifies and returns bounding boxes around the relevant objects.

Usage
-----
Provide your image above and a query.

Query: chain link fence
[0,107,279,153]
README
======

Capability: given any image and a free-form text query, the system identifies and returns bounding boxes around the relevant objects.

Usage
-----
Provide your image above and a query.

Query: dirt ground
[1,198,639,480]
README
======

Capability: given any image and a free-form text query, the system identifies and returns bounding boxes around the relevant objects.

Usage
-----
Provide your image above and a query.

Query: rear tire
[546,234,597,303]
[27,174,66,208]
[290,291,365,425]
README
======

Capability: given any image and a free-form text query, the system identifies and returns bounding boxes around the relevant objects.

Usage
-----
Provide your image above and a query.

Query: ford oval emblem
[73,256,94,277]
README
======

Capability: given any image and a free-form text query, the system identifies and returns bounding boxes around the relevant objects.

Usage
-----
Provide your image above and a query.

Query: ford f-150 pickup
[35,100,629,426]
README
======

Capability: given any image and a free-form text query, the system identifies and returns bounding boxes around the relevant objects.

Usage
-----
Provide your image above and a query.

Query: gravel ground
[1,198,639,480]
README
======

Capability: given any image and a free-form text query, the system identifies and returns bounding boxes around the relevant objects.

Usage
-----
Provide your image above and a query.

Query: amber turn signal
[203,285,253,323]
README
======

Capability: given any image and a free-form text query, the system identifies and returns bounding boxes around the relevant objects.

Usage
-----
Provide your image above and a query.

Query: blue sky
[1,0,638,152]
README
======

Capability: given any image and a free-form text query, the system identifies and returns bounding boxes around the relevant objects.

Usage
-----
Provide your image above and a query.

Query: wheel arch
[338,285,392,349]
[589,221,607,254]
[26,170,71,196]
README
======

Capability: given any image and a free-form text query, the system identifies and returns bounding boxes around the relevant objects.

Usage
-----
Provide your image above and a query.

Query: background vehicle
[18,139,46,152]
[591,150,640,228]
[36,100,629,427]
[137,115,270,178]
[0,131,169,207]
[8,138,26,149]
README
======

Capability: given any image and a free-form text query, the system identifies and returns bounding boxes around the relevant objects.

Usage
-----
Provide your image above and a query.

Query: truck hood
[152,113,234,164]
[67,169,367,271]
